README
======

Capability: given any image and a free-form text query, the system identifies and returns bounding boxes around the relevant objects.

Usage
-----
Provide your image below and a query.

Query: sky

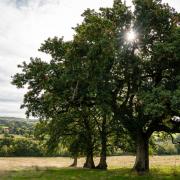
[0,0,179,118]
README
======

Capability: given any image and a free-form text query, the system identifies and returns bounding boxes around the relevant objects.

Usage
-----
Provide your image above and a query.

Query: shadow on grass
[2,166,180,180]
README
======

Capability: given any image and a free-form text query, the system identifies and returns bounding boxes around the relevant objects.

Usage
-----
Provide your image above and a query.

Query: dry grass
[0,155,179,172]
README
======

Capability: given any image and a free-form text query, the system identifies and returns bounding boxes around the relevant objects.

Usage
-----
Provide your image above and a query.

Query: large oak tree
[12,0,180,173]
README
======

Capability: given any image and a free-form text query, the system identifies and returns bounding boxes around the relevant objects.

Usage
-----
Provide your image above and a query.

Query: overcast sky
[0,0,179,118]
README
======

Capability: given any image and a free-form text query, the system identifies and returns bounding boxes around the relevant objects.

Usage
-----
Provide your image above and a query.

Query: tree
[130,0,180,172]
[12,0,180,173]
[12,1,132,170]
[110,0,180,173]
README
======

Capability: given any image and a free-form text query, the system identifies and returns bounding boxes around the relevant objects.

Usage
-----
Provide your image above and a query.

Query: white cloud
[162,0,180,12]
[0,0,179,118]
[0,0,113,118]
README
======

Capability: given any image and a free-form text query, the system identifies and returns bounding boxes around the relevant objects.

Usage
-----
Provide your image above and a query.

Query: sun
[125,30,137,42]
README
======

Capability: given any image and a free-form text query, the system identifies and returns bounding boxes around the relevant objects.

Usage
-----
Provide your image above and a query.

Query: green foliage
[150,133,180,155]
[175,135,180,153]
[0,117,35,136]
[0,137,43,157]
[11,139,43,156]
[11,0,180,171]
[156,143,178,155]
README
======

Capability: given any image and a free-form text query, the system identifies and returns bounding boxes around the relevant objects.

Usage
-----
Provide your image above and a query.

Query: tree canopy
[12,0,180,173]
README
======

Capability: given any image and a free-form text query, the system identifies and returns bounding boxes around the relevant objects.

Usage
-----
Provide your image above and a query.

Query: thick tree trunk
[96,138,107,169]
[96,116,107,170]
[133,133,149,173]
[70,156,77,167]
[83,151,95,168]
[96,151,107,170]
[83,114,95,169]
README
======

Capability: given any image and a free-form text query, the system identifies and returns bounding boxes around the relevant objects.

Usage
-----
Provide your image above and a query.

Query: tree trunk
[70,156,77,167]
[133,133,149,173]
[96,149,107,170]
[96,116,107,170]
[83,114,95,169]
[83,151,95,168]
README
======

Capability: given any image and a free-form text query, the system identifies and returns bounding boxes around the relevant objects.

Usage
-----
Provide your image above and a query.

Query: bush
[156,143,178,155]
[0,137,43,157]
[0,145,10,156]
[11,139,43,156]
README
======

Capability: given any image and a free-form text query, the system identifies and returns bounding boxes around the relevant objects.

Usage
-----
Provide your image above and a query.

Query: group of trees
[12,0,180,173]
[0,130,179,158]
[153,133,180,155]
[0,137,43,157]
[0,119,34,137]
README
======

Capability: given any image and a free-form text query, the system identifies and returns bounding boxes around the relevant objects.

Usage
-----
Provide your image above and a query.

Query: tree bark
[83,150,95,168]
[70,156,77,167]
[83,116,95,169]
[96,146,107,169]
[133,133,149,173]
[96,116,107,170]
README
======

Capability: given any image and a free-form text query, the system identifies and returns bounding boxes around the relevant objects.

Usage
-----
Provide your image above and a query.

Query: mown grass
[1,166,180,180]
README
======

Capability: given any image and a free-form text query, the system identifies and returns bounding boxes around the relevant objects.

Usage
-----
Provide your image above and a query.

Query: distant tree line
[0,133,179,157]
[0,119,34,137]
[0,137,42,157]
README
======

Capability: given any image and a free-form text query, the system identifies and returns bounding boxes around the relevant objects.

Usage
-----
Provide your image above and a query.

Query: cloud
[0,0,113,118]
[0,0,179,118]
[162,0,180,12]
[0,101,25,117]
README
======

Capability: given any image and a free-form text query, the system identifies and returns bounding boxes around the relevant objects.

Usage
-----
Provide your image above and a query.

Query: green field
[1,167,180,180]
[0,156,179,179]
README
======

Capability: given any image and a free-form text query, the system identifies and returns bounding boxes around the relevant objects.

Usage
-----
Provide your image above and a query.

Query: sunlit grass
[0,156,180,179]
[1,166,180,180]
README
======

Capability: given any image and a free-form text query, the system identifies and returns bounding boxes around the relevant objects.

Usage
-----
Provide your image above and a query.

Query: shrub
[0,138,43,157]
[11,139,43,156]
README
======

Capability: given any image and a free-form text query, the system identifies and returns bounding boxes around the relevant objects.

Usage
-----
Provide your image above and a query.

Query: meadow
[0,156,180,179]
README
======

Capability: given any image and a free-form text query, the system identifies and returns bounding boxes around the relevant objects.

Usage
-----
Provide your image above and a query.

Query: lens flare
[125,30,136,42]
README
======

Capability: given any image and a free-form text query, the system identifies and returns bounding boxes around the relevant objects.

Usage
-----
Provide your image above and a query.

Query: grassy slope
[2,167,180,180]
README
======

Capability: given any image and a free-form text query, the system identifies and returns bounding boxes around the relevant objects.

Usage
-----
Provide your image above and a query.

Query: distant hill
[0,116,38,136]
[0,116,38,124]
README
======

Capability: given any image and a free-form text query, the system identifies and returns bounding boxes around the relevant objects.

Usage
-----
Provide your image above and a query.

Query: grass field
[0,156,180,179]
